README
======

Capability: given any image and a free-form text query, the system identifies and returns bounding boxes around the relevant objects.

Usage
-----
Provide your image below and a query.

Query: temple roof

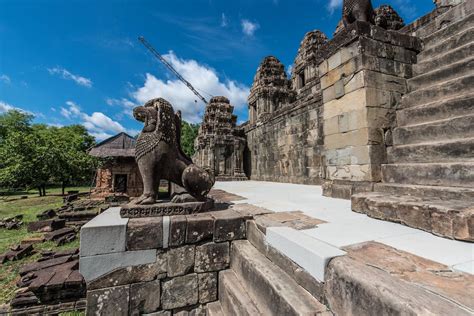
[88,132,136,158]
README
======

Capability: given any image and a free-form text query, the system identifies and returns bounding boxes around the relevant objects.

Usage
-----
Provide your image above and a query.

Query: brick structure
[89,133,143,199]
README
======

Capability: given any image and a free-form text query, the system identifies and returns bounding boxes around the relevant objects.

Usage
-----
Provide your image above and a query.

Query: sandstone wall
[246,100,323,184]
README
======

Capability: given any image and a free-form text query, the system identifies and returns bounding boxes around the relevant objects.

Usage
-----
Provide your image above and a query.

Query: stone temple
[73,0,474,315]
[193,96,248,181]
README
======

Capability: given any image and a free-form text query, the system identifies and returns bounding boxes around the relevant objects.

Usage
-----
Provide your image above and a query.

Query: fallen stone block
[0,244,34,264]
[27,219,65,233]
[44,227,76,242]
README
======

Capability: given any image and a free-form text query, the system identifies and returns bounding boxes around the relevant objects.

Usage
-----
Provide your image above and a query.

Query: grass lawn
[0,186,90,305]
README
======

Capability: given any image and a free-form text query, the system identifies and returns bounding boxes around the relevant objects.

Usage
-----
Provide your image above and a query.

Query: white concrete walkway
[214,181,474,275]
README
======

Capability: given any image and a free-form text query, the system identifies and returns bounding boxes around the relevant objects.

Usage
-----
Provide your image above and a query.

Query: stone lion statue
[342,0,375,27]
[132,98,214,205]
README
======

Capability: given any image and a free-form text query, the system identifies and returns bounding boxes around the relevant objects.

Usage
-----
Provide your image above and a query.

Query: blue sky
[0,0,435,140]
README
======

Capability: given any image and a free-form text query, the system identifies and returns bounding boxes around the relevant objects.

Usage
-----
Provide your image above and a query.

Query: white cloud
[47,67,92,88]
[0,100,29,113]
[327,0,342,13]
[131,51,249,123]
[221,13,228,27]
[60,101,136,140]
[287,64,293,77]
[0,74,11,84]
[106,98,137,109]
[241,19,260,36]
[0,101,14,113]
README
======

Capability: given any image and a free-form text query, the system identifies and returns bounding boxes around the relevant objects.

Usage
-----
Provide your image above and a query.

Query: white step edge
[80,207,129,257]
[265,226,346,282]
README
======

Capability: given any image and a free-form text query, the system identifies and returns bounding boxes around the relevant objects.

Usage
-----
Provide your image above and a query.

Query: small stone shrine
[193,96,248,181]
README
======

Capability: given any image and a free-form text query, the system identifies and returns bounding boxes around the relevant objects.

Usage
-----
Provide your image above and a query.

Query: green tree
[0,110,97,196]
[181,121,200,157]
[0,111,37,191]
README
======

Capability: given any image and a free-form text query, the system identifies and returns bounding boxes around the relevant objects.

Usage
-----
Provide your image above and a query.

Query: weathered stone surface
[79,249,157,282]
[185,214,214,243]
[325,256,472,316]
[169,215,187,247]
[345,241,474,310]
[44,227,75,242]
[80,207,128,257]
[231,203,274,218]
[219,270,262,316]
[211,210,246,242]
[195,242,230,272]
[161,274,198,310]
[198,272,217,303]
[120,199,215,218]
[352,192,474,241]
[166,245,195,277]
[126,218,163,250]
[87,285,130,316]
[208,189,246,203]
[88,257,166,290]
[130,280,161,314]
[231,240,331,315]
[246,220,325,302]
[27,219,65,233]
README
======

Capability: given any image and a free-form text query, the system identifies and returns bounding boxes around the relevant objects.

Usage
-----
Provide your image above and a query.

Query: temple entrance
[243,145,251,178]
[113,174,128,193]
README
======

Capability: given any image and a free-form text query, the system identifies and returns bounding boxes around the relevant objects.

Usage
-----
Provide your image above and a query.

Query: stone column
[318,22,421,198]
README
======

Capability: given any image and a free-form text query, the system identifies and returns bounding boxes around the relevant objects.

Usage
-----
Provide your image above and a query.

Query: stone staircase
[207,240,331,316]
[352,6,474,241]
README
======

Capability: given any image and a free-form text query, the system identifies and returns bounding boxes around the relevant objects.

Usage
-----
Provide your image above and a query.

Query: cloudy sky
[0,0,434,140]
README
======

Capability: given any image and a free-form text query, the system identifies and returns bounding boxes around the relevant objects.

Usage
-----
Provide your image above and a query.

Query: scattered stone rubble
[0,215,23,230]
[0,244,34,264]
[9,248,86,314]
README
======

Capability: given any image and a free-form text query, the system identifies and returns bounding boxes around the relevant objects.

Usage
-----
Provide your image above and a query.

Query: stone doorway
[113,174,128,193]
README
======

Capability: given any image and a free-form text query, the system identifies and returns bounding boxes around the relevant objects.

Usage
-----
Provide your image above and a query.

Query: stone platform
[120,198,215,218]
[214,181,474,274]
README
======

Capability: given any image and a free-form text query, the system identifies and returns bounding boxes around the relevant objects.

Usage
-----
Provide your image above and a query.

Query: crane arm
[139,36,208,105]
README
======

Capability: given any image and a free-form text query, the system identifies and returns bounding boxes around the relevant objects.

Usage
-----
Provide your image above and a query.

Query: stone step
[393,114,474,145]
[382,162,474,187]
[396,93,473,126]
[423,12,474,50]
[351,192,473,241]
[374,182,474,200]
[419,26,473,60]
[413,0,474,39]
[218,270,262,316]
[206,301,224,316]
[409,56,474,91]
[400,74,474,108]
[325,247,474,315]
[388,137,474,164]
[230,240,331,316]
[415,42,474,75]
